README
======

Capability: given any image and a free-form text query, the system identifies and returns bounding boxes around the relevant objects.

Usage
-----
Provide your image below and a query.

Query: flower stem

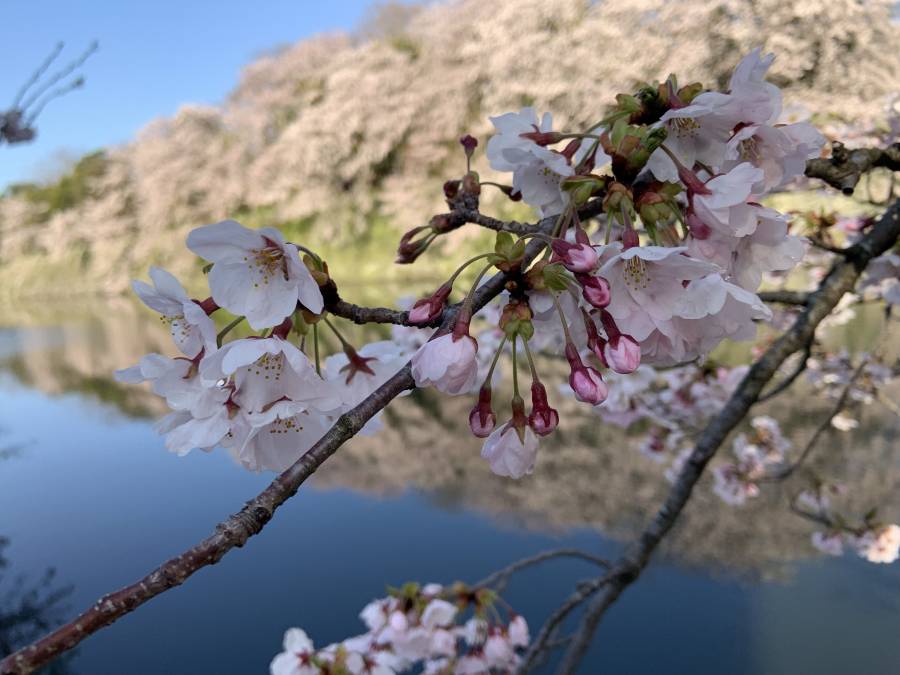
[483,335,508,386]
[550,292,574,345]
[446,252,497,288]
[522,338,539,381]
[322,315,352,350]
[216,315,245,347]
[511,335,520,399]
[313,323,321,376]
[455,262,497,335]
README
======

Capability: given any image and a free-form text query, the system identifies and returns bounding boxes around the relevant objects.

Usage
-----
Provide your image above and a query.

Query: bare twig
[520,573,614,671]
[474,549,610,594]
[547,198,900,675]
[761,358,868,482]
[757,335,815,403]
[11,43,63,109]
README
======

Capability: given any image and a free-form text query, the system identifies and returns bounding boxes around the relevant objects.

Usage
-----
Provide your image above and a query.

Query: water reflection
[2,299,898,580]
[2,300,900,674]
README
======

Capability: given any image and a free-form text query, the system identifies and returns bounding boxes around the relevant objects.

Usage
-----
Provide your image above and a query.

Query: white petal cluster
[271,584,530,675]
[116,220,422,473]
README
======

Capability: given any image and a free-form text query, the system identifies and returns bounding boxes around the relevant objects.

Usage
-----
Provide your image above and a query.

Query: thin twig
[757,335,815,402]
[761,357,868,482]
[474,549,610,594]
[11,43,63,109]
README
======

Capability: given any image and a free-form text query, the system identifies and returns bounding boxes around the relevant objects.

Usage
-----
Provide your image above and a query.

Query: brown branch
[757,335,814,403]
[325,199,607,326]
[805,141,900,195]
[545,198,900,675]
[0,216,559,675]
[758,290,810,305]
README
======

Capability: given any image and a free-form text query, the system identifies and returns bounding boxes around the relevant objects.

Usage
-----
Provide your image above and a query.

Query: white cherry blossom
[480,424,538,479]
[187,219,323,329]
[132,266,216,357]
[200,336,340,414]
[599,243,720,342]
[411,333,479,395]
[270,628,317,675]
[486,107,574,215]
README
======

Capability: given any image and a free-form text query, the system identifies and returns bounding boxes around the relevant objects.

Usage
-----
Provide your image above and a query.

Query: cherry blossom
[689,163,764,238]
[411,333,479,395]
[480,423,539,479]
[187,220,323,329]
[270,629,320,675]
[223,401,333,473]
[599,243,720,343]
[486,107,573,215]
[200,336,339,415]
[854,525,900,564]
[132,267,217,357]
[722,122,824,192]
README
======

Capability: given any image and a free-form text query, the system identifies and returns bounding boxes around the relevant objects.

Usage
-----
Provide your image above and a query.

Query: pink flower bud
[408,301,435,324]
[569,366,608,405]
[577,274,611,308]
[408,283,452,325]
[469,386,496,438]
[603,334,641,374]
[528,382,559,436]
[550,239,599,274]
[564,343,608,405]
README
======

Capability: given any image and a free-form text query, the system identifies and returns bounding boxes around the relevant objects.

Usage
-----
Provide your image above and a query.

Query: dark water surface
[1,303,899,674]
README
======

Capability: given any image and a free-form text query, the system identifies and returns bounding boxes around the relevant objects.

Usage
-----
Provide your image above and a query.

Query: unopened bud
[396,225,433,264]
[550,239,599,274]
[469,385,496,438]
[604,334,641,374]
[459,134,478,158]
[576,273,611,308]
[528,382,559,436]
[444,179,460,201]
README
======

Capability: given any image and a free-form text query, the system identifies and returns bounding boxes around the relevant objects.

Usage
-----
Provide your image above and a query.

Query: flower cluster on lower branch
[270,583,528,675]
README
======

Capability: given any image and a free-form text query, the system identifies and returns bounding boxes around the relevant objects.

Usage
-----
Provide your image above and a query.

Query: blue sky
[0,1,393,188]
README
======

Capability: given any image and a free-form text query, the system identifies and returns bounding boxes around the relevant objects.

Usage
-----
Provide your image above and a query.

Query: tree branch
[805,141,900,195]
[758,290,810,305]
[546,198,900,675]
[0,213,561,675]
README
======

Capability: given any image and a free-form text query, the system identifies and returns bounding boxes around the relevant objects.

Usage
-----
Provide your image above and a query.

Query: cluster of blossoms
[711,416,789,505]
[798,487,900,564]
[400,49,825,477]
[270,582,529,675]
[805,351,899,430]
[115,221,415,472]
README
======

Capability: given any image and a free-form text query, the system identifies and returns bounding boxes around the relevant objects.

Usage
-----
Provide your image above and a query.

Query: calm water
[1,300,899,674]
